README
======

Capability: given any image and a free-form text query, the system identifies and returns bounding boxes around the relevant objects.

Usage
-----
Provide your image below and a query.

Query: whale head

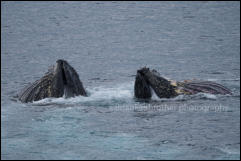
[134,67,177,99]
[51,59,87,98]
[134,67,152,99]
[18,59,87,103]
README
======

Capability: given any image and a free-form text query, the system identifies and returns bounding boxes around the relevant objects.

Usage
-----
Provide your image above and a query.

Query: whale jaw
[134,67,177,99]
[18,59,87,103]
[52,59,87,98]
[134,67,232,100]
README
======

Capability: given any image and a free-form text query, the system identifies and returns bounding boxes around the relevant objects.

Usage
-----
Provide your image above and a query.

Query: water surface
[1,1,240,160]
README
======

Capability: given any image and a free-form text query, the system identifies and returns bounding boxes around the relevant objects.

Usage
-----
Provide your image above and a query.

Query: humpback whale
[134,67,232,99]
[18,59,87,103]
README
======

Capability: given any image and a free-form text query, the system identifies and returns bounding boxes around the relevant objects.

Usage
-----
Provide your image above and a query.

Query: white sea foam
[31,82,232,106]
[32,82,134,106]
[152,92,218,102]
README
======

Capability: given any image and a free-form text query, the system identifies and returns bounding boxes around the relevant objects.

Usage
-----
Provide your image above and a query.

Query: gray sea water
[1,1,240,160]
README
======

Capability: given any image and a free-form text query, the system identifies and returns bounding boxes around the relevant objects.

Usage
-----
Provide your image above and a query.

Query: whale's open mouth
[56,59,87,97]
[135,67,232,100]
[134,69,152,99]
[61,62,73,97]
[61,65,67,85]
[61,65,69,98]
[56,60,72,97]
[56,59,68,86]
[18,59,87,103]
[135,67,178,99]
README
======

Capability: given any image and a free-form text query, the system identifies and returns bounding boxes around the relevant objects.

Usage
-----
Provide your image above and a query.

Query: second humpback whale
[134,67,232,99]
[18,59,87,103]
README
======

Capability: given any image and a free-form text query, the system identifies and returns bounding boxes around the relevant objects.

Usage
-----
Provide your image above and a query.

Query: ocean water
[1,1,240,160]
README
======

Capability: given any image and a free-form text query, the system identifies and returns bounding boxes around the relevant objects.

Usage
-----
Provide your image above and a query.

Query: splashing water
[32,82,135,107]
